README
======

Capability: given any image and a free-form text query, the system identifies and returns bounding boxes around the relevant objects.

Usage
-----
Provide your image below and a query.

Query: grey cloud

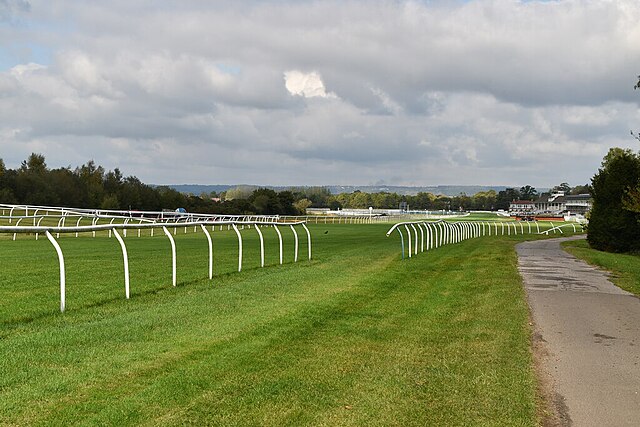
[1,0,639,187]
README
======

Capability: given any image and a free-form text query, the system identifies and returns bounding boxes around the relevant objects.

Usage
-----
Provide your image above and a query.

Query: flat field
[0,223,579,426]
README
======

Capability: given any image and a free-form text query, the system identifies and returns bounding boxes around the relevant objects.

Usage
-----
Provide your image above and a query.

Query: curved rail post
[422,223,431,250]
[112,228,130,299]
[35,216,45,240]
[418,222,424,252]
[255,224,265,267]
[501,222,505,236]
[397,227,405,259]
[274,225,283,264]
[200,224,213,280]
[56,216,64,238]
[290,225,299,262]
[410,224,418,255]
[431,223,438,249]
[13,218,23,241]
[404,225,412,257]
[232,224,243,272]
[301,223,312,260]
[162,226,177,287]
[444,222,450,245]
[45,230,66,312]
[108,218,115,238]
[75,217,82,237]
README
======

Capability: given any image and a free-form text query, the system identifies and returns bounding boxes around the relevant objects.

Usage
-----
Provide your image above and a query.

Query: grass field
[0,223,582,425]
[562,239,640,296]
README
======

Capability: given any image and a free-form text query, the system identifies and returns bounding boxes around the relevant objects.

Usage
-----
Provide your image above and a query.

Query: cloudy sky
[1,0,639,187]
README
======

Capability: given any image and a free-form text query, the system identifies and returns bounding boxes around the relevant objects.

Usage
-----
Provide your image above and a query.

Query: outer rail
[387,220,584,259]
[0,219,311,313]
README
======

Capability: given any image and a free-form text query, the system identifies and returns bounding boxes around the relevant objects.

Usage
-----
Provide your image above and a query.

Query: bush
[588,148,640,252]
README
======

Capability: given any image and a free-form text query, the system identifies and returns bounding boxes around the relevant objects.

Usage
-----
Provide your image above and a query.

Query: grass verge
[562,238,640,296]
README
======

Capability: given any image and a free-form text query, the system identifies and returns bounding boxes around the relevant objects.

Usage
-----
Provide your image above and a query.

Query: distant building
[564,194,592,215]
[533,192,592,215]
[534,191,566,213]
[509,200,536,213]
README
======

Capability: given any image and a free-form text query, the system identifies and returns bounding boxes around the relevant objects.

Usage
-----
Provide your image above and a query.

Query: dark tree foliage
[519,185,538,200]
[588,148,640,252]
[495,188,521,210]
[0,154,305,215]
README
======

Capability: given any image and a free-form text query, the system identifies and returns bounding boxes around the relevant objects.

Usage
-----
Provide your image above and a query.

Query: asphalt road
[516,236,640,427]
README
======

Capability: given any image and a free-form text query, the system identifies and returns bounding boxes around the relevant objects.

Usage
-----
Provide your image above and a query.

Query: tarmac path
[516,236,640,427]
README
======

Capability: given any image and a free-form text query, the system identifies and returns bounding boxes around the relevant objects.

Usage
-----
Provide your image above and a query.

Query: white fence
[387,220,584,259]
[0,204,312,312]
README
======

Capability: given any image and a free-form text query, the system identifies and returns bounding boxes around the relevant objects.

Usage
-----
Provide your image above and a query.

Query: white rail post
[536,221,540,233]
[290,225,299,262]
[56,217,64,238]
[423,223,431,250]
[232,224,243,272]
[255,224,265,267]
[404,225,412,257]
[35,216,45,240]
[418,222,424,252]
[200,224,213,280]
[501,222,505,236]
[410,224,418,255]
[162,226,177,287]
[431,223,438,249]
[112,229,130,299]
[274,225,283,265]
[45,230,66,312]
[528,221,532,234]
[301,223,312,260]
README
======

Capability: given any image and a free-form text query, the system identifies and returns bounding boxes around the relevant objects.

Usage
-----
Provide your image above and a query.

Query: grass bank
[562,238,640,296]
[0,224,575,425]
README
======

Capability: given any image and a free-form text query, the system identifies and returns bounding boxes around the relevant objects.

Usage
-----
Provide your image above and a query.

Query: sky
[0,0,639,188]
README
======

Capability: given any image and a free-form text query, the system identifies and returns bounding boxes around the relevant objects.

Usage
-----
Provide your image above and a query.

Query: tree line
[0,154,586,215]
[0,154,301,215]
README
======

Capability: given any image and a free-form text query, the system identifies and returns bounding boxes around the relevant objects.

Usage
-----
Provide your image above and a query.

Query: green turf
[562,238,640,296]
[0,223,582,425]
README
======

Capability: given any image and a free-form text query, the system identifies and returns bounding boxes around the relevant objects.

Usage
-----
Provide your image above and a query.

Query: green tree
[293,198,313,214]
[519,185,538,200]
[569,184,590,195]
[495,188,520,210]
[588,148,640,252]
[552,182,571,193]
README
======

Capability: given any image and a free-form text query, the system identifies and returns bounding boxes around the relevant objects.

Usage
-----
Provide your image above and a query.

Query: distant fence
[0,204,311,312]
[386,220,584,259]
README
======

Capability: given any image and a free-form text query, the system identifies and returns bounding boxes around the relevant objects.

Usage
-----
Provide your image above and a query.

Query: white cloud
[284,70,336,99]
